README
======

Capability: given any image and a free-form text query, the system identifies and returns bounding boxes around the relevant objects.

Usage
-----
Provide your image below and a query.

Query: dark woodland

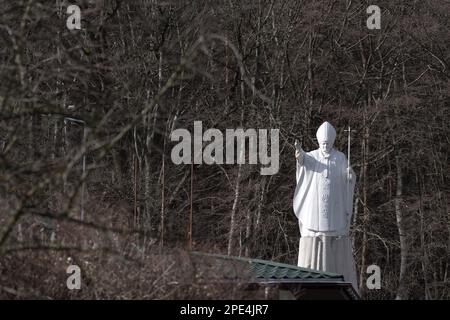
[0,0,448,299]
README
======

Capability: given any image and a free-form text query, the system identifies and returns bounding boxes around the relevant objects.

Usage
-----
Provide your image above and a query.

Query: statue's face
[319,140,333,154]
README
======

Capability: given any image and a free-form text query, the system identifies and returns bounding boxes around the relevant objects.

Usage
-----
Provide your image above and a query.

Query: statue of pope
[293,121,358,291]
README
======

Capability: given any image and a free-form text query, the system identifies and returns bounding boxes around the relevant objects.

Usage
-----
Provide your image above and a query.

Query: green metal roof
[190,251,345,282]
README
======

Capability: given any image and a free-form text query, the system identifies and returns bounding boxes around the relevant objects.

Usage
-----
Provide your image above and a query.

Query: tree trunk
[395,155,408,300]
[358,104,369,295]
[228,150,243,256]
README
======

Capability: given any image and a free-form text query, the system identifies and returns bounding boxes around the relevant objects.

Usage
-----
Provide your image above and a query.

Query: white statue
[293,121,358,291]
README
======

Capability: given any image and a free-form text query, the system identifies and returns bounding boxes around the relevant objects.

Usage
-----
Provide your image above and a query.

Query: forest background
[0,0,448,299]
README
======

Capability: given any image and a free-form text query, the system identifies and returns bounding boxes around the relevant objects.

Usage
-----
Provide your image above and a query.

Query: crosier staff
[346,126,351,178]
[345,126,352,215]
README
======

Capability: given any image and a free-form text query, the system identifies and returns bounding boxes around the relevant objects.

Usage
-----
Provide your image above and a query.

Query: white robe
[293,148,355,233]
[293,148,358,291]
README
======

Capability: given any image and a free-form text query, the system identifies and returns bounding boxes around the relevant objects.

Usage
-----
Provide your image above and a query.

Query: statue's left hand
[346,167,353,181]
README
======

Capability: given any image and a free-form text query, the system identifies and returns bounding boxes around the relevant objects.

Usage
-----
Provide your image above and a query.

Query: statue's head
[316,122,336,154]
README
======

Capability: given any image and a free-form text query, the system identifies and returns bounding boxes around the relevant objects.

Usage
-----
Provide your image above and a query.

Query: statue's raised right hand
[295,139,304,162]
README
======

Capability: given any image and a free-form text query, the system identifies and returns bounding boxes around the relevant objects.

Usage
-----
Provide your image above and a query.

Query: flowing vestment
[293,148,358,291]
